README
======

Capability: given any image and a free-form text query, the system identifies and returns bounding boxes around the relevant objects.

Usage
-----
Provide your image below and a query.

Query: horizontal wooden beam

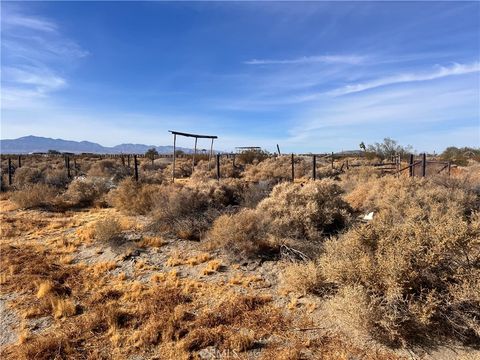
[168,130,218,139]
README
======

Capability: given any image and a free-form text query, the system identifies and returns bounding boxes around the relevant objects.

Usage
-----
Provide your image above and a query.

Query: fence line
[0,151,452,189]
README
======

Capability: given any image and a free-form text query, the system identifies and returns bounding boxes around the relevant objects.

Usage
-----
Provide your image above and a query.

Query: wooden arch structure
[169,130,218,182]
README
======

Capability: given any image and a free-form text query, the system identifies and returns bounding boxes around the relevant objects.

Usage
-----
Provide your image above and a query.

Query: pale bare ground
[0,199,477,359]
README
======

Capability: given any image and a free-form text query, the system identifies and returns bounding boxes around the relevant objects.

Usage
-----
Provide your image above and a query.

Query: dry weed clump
[206,209,272,259]
[64,177,110,207]
[149,180,244,240]
[94,218,123,243]
[88,159,129,180]
[107,178,160,215]
[243,156,310,182]
[257,180,351,241]
[319,177,480,345]
[206,181,351,259]
[13,166,44,188]
[10,183,59,209]
[280,261,324,295]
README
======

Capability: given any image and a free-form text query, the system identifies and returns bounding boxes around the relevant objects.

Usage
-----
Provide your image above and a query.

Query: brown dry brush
[206,180,352,259]
[319,176,480,346]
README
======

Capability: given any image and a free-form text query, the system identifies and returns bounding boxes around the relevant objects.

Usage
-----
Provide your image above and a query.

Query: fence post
[8,158,12,185]
[18,155,21,168]
[127,154,131,168]
[346,159,349,170]
[312,155,316,180]
[291,153,295,182]
[232,154,236,168]
[448,161,451,176]
[66,156,71,178]
[216,154,221,180]
[409,154,414,177]
[74,158,78,175]
[121,155,125,167]
[331,152,334,169]
[134,155,139,182]
[422,153,426,177]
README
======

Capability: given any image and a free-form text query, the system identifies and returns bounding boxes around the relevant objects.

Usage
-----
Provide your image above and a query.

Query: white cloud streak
[1,9,87,110]
[245,54,366,65]
[331,62,480,96]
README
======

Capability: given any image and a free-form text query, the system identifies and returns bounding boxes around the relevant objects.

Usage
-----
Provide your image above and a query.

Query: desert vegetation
[1,150,479,359]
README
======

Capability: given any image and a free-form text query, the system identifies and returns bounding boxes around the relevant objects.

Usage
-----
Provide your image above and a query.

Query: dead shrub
[94,218,122,243]
[44,168,70,188]
[257,180,351,241]
[150,180,244,240]
[243,156,311,182]
[87,159,129,180]
[280,261,325,295]
[64,177,110,207]
[205,209,272,259]
[10,184,59,209]
[13,167,44,188]
[107,178,159,215]
[319,177,480,345]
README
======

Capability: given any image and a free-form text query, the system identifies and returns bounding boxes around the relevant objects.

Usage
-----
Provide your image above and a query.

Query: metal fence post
[134,155,139,182]
[422,153,426,177]
[312,155,316,180]
[8,158,12,185]
[409,154,414,177]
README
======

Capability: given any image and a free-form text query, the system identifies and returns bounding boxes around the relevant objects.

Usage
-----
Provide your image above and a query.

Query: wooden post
[208,138,214,171]
[291,153,295,182]
[128,154,131,168]
[422,153,426,177]
[74,158,78,175]
[346,159,349,170]
[192,137,198,172]
[448,161,451,176]
[312,155,316,180]
[276,144,281,156]
[134,155,139,182]
[216,154,221,180]
[18,155,21,168]
[409,154,414,177]
[172,134,176,182]
[8,158,12,185]
[121,156,125,167]
[66,156,71,178]
[331,152,334,169]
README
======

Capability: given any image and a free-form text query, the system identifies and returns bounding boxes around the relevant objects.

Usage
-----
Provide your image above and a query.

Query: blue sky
[1,1,479,153]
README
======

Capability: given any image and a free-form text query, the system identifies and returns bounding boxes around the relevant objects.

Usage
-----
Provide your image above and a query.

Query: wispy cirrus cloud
[4,13,57,32]
[1,7,88,110]
[331,62,480,96]
[244,54,366,65]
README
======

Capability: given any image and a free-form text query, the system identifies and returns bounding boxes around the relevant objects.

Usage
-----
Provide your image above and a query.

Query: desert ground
[0,150,479,359]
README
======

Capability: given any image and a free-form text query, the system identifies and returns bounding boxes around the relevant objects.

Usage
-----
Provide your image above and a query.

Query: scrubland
[0,154,479,359]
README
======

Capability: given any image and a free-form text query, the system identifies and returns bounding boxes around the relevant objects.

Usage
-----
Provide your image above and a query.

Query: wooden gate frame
[169,130,218,182]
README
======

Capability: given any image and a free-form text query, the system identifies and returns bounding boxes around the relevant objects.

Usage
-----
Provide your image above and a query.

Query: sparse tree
[367,138,413,160]
[145,148,158,165]
[359,142,366,152]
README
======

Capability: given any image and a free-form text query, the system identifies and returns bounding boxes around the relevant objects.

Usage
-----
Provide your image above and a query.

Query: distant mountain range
[0,135,195,154]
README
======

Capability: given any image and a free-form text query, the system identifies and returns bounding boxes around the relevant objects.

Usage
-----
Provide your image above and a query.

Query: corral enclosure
[0,147,479,359]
